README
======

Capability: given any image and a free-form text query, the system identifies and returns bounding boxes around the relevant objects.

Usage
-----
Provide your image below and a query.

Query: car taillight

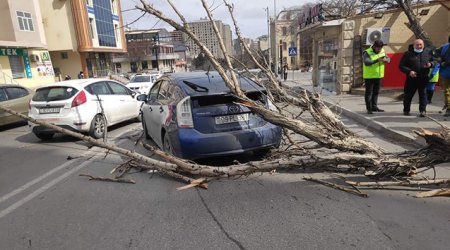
[71,90,87,107]
[176,96,193,128]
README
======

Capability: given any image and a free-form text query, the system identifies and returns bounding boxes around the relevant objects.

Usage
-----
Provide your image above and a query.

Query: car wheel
[89,114,106,139]
[34,132,54,140]
[162,132,173,154]
[142,117,150,139]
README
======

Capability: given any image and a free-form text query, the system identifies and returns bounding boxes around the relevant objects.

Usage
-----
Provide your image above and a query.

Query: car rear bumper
[171,123,282,159]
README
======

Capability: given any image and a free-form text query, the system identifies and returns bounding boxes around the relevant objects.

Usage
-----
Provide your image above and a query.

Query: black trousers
[364,78,381,111]
[403,79,427,113]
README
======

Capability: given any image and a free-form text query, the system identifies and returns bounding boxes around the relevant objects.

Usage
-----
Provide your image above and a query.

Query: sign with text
[0,48,23,56]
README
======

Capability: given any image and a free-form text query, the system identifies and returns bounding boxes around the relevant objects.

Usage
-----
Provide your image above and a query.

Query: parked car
[0,84,33,126]
[127,73,160,94]
[28,79,142,140]
[138,71,282,160]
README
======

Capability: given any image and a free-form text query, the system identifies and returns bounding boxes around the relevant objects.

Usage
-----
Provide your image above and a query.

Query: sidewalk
[281,72,450,147]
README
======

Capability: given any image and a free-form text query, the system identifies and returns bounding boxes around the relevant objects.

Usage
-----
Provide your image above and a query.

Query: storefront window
[317,38,338,92]
[8,56,25,79]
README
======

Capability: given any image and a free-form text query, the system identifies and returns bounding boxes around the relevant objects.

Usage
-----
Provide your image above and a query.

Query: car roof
[166,71,265,97]
[0,84,30,88]
[35,79,119,90]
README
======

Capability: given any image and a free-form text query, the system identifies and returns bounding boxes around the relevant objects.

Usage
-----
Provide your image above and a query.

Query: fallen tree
[1,0,449,197]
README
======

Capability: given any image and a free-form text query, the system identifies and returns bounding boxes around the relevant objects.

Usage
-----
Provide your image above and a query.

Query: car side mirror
[131,91,137,98]
[137,94,147,102]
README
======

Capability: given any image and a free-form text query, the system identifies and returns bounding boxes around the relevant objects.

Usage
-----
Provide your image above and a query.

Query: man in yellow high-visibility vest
[363,40,390,114]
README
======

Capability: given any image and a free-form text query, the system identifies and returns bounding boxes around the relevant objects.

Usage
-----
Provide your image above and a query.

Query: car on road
[127,73,160,94]
[138,71,282,159]
[28,79,142,140]
[0,84,34,126]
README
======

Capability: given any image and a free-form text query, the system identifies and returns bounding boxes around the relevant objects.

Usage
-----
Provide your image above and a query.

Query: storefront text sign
[22,49,32,78]
[0,48,23,56]
[298,4,324,29]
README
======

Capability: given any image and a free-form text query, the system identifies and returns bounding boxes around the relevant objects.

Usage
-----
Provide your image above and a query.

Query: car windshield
[33,86,79,102]
[131,76,151,83]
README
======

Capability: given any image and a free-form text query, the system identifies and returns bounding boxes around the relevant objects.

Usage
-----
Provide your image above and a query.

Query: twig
[346,178,450,187]
[79,174,136,184]
[303,176,368,198]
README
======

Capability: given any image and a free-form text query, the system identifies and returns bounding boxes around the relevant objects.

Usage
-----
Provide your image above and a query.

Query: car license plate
[215,113,249,124]
[39,107,60,114]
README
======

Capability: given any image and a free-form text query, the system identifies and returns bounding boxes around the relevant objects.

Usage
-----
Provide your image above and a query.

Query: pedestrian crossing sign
[288,47,297,56]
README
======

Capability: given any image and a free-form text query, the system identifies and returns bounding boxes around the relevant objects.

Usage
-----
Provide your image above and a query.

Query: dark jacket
[399,44,435,82]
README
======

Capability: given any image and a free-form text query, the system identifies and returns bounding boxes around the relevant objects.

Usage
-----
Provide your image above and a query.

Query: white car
[28,79,142,140]
[127,74,159,94]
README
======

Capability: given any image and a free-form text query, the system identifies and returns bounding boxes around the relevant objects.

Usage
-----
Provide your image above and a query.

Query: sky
[120,0,310,39]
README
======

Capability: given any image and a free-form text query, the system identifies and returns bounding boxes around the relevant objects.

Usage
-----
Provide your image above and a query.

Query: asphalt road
[0,118,449,250]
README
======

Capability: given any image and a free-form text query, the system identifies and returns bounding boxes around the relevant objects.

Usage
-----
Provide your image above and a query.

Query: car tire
[34,132,54,140]
[89,114,106,139]
[142,118,151,139]
[162,131,173,154]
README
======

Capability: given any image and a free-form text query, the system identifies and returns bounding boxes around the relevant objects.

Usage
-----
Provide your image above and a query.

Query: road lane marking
[0,123,140,219]
[0,153,101,219]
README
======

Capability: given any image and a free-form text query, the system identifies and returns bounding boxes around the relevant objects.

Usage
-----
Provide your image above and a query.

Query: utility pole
[266,7,271,71]
[273,0,278,76]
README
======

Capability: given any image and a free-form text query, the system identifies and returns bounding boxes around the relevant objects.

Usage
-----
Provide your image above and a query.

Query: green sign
[0,48,23,56]
[41,52,50,61]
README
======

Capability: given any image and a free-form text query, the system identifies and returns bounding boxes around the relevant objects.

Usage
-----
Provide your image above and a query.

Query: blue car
[138,71,282,160]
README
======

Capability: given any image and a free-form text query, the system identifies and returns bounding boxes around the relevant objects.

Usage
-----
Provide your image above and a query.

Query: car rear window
[33,86,79,102]
[131,76,151,82]
[192,91,266,107]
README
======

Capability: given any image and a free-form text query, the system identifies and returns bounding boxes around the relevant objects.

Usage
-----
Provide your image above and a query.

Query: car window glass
[107,81,129,95]
[0,89,7,102]
[131,76,151,82]
[5,87,28,100]
[157,81,171,101]
[148,81,161,101]
[87,82,112,95]
[169,85,183,101]
[33,87,78,101]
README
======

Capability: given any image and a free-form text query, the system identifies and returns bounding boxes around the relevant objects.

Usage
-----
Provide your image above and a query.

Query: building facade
[296,2,450,94]
[39,0,126,80]
[112,29,179,73]
[184,19,233,59]
[0,0,55,88]
[270,10,300,72]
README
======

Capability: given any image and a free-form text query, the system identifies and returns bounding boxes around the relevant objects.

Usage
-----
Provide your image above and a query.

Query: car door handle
[159,106,163,113]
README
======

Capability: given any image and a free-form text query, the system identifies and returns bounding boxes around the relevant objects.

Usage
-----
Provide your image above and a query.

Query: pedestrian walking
[436,35,450,116]
[399,39,436,117]
[283,64,288,81]
[77,71,84,79]
[362,40,390,114]
[427,63,440,104]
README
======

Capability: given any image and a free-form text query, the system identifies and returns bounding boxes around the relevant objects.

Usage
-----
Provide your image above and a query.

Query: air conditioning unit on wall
[30,54,40,62]
[364,27,390,45]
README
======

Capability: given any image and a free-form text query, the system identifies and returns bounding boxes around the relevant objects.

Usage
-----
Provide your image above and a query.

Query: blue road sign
[288,47,297,57]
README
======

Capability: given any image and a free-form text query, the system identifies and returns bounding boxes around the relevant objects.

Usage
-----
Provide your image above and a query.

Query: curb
[281,82,425,148]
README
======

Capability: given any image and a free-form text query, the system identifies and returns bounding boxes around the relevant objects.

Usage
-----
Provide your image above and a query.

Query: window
[5,87,29,100]
[8,56,25,79]
[93,0,116,47]
[157,81,171,102]
[0,89,7,102]
[282,42,287,51]
[290,42,295,48]
[107,81,129,95]
[89,18,95,39]
[114,24,119,42]
[87,82,112,95]
[282,27,287,36]
[61,52,68,59]
[16,11,34,31]
[148,81,162,101]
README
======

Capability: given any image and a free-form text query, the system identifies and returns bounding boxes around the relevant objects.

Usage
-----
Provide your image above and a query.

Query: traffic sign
[288,47,297,57]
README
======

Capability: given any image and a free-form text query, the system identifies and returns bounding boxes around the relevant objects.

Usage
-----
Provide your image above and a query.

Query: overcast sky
[120,0,310,39]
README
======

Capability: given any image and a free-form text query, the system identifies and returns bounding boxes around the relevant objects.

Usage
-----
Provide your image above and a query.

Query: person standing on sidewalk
[436,35,450,116]
[427,63,440,104]
[363,40,390,114]
[399,39,436,117]
[283,64,288,81]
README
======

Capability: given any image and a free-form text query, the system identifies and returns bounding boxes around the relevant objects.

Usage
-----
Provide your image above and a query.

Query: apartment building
[184,19,232,59]
[39,0,126,79]
[0,0,55,88]
[112,29,178,73]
